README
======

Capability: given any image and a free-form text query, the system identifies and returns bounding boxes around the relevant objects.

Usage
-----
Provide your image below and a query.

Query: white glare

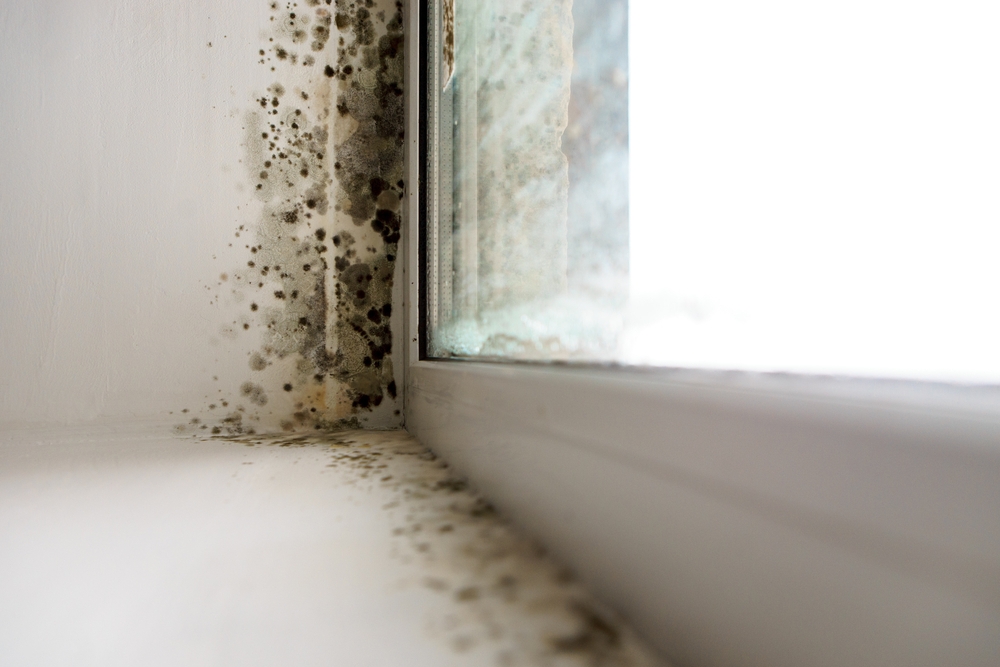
[628,0,1000,382]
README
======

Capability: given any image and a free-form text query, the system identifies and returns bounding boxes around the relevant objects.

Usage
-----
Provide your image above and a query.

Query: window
[424,0,628,361]
[404,2,1000,666]
[423,0,1000,385]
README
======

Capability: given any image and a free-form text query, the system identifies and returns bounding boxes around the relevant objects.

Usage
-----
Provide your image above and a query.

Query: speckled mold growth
[209,429,668,666]
[189,0,403,436]
[327,0,405,418]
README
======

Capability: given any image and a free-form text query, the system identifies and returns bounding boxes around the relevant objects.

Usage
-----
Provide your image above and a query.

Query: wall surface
[0,0,404,431]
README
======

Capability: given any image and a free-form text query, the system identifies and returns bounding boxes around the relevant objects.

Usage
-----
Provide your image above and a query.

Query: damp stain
[191,0,404,435]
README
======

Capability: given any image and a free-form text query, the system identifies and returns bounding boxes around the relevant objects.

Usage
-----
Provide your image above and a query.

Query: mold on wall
[189,0,405,435]
[0,0,401,432]
[327,0,405,419]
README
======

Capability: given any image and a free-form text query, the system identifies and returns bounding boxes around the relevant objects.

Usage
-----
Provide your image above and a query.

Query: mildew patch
[327,0,405,415]
[194,0,403,434]
[209,429,668,666]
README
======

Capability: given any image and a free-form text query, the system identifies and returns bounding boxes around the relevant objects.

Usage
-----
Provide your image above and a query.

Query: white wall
[0,0,264,425]
[0,1,334,427]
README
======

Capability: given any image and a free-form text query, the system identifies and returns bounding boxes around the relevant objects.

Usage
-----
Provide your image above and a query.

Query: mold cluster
[327,0,405,414]
[210,429,666,666]
[189,0,404,435]
[239,88,334,404]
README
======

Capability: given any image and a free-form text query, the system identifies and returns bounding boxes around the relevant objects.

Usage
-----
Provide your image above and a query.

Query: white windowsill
[0,423,664,666]
[404,360,1000,666]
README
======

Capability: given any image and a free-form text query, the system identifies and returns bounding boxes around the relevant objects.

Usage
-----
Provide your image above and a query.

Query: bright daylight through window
[425,0,1000,384]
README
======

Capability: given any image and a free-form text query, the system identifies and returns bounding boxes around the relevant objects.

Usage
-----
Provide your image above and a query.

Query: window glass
[426,0,1000,383]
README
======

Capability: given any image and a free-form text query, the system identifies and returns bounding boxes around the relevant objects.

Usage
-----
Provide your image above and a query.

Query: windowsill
[0,423,665,666]
[405,359,1000,667]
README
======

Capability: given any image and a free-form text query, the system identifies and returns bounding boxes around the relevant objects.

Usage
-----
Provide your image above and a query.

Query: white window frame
[401,3,1000,665]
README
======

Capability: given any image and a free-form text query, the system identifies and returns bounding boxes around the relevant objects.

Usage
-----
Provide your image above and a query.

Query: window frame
[401,2,1000,665]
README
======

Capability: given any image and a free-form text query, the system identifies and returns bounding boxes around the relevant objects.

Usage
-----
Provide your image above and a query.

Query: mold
[249,352,268,371]
[195,0,403,435]
[326,0,404,416]
[201,429,665,665]
[240,381,269,406]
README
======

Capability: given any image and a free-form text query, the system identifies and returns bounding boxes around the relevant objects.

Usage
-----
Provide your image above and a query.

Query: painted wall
[0,0,404,430]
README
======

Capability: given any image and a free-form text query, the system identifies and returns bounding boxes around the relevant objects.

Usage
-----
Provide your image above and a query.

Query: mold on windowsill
[208,428,667,666]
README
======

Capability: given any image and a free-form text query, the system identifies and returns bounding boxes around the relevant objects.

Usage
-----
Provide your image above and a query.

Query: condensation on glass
[425,0,628,360]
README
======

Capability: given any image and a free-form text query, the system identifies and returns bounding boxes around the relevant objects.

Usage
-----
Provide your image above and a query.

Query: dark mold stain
[552,601,622,656]
[240,381,269,406]
[198,430,663,665]
[326,0,404,416]
[195,0,403,435]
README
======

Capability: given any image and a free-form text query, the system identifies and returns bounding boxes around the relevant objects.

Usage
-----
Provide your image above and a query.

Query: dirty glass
[425,0,1000,384]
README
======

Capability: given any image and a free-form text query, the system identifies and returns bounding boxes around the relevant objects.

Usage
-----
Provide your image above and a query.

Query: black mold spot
[326,1,404,414]
[240,382,268,406]
[369,177,388,198]
[436,478,468,493]
[213,0,403,430]
[551,603,621,654]
[249,352,268,371]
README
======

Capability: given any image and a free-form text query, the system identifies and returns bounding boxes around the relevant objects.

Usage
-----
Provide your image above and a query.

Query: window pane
[426,0,1000,384]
